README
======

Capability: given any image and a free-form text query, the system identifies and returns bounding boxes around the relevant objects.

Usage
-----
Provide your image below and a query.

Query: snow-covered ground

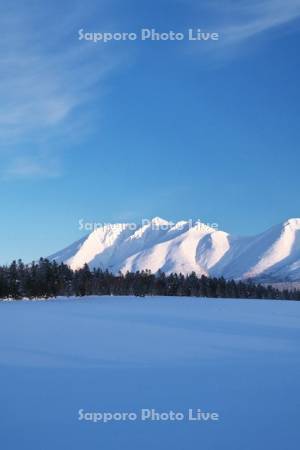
[0,296,299,449]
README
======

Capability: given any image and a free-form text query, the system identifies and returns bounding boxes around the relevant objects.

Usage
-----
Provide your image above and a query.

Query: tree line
[0,258,299,301]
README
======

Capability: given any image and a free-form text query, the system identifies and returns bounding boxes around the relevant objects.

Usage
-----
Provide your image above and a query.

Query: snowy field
[0,296,299,450]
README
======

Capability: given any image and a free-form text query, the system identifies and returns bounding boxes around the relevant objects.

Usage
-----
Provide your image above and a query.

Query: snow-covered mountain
[49,217,300,281]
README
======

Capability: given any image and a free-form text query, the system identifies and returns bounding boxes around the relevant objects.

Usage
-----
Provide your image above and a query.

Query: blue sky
[1,0,300,263]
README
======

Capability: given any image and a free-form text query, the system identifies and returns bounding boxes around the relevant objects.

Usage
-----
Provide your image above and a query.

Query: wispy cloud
[0,2,120,179]
[222,0,300,44]
[2,1,300,180]
[208,0,300,46]
[3,155,61,180]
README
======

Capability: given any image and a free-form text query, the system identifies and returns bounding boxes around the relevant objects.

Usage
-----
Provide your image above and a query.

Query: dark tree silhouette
[0,259,299,301]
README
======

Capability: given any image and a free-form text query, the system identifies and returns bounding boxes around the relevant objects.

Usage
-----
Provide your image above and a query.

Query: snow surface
[0,296,299,449]
[49,217,300,281]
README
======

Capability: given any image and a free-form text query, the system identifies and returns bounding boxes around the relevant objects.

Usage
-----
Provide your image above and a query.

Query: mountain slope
[49,217,300,281]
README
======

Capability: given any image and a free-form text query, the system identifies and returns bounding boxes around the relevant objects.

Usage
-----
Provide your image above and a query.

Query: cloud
[0,1,120,179]
[211,0,300,45]
[2,155,61,180]
[2,0,299,180]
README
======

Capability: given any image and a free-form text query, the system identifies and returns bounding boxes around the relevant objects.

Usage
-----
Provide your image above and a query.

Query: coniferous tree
[0,258,299,301]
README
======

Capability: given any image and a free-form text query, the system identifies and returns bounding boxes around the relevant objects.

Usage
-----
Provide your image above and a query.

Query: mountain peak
[150,217,170,226]
[49,217,300,282]
[283,218,300,229]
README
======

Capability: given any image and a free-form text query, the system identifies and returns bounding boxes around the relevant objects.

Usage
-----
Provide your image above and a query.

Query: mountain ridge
[49,217,300,282]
